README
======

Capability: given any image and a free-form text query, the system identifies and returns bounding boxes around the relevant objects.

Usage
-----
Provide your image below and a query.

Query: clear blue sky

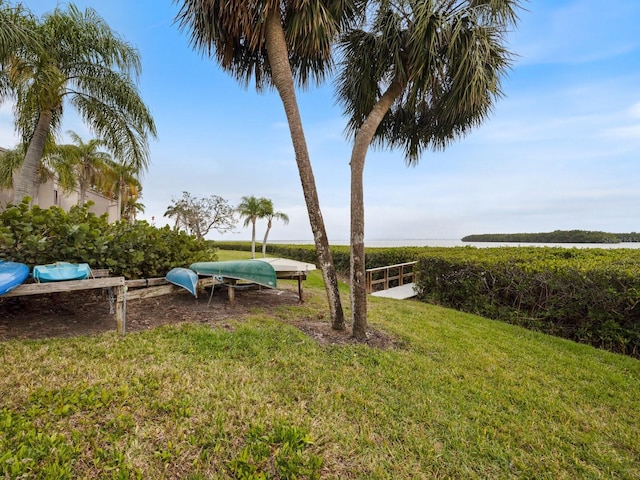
[1,0,639,241]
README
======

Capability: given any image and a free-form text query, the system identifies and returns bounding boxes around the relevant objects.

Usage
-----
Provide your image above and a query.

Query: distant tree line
[461,230,640,244]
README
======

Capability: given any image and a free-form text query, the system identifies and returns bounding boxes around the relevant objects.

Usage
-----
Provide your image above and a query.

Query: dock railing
[366,261,417,294]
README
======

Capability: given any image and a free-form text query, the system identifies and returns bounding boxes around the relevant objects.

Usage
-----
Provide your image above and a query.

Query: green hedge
[0,200,217,278]
[414,247,640,357]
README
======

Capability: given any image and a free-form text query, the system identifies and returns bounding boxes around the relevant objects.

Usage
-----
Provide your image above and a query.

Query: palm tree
[163,197,190,231]
[336,0,520,339]
[0,140,75,201]
[120,184,144,222]
[1,4,156,204]
[0,1,36,62]
[261,200,289,257]
[99,158,143,222]
[49,131,112,205]
[0,145,24,189]
[175,0,357,331]
[237,195,271,259]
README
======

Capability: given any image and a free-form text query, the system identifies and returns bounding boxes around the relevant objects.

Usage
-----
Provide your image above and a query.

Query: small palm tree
[1,4,156,203]
[49,131,112,205]
[0,140,73,200]
[237,195,271,259]
[261,200,289,257]
[0,145,25,190]
[164,198,190,231]
[99,159,143,222]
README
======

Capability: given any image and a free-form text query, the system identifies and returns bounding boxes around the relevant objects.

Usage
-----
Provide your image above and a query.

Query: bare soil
[0,283,396,348]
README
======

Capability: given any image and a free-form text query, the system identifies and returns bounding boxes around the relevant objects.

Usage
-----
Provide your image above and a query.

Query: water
[271,239,640,249]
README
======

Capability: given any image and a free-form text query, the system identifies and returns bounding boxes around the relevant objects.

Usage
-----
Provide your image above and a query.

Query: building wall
[0,181,120,223]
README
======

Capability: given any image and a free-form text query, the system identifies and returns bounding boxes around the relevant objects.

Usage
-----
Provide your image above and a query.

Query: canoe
[33,262,91,282]
[0,260,30,295]
[189,260,277,288]
[166,267,199,297]
[254,258,316,275]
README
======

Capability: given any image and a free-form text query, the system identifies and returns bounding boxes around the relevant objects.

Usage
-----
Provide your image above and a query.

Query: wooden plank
[126,284,180,300]
[276,272,308,280]
[3,276,125,297]
[126,277,169,288]
[91,268,110,278]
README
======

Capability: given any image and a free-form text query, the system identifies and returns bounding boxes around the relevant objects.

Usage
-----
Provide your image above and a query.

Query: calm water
[272,239,640,249]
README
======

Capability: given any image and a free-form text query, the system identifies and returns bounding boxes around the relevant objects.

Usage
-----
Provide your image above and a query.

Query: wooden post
[115,285,125,335]
[228,285,235,306]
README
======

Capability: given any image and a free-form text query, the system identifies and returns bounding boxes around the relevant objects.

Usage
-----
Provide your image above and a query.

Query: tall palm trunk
[250,217,257,259]
[264,10,345,330]
[79,173,88,205]
[12,110,53,203]
[350,80,403,339]
[262,218,272,258]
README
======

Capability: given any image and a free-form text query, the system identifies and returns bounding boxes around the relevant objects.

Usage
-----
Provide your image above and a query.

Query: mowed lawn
[0,255,638,478]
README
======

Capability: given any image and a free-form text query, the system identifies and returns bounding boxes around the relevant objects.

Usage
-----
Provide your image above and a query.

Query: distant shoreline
[461,230,639,244]
[268,239,640,249]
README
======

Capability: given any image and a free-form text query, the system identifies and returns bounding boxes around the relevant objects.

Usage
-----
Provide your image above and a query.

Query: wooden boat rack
[3,268,309,336]
[3,276,127,334]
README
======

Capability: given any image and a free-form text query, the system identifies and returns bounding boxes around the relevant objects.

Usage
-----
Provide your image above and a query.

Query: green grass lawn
[0,255,638,478]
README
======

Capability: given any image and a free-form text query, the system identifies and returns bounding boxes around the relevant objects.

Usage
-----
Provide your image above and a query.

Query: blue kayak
[0,260,30,295]
[166,267,199,297]
[33,262,91,282]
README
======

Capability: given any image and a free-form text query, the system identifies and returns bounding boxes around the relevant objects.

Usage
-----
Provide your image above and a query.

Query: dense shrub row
[0,201,216,278]
[414,247,640,357]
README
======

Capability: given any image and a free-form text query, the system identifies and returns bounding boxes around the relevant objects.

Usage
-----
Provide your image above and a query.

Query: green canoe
[189,260,277,288]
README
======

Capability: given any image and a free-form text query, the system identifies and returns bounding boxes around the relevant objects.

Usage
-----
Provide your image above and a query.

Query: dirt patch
[0,283,397,348]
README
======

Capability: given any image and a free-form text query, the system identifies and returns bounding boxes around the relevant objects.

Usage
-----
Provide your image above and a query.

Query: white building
[0,146,120,222]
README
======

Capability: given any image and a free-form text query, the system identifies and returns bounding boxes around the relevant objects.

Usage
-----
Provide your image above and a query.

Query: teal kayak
[189,260,277,288]
[166,267,199,297]
[0,260,30,295]
[33,262,91,282]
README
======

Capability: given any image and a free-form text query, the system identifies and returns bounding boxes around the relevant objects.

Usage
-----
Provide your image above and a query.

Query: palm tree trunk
[262,219,272,258]
[264,10,345,330]
[350,80,404,339]
[79,179,87,205]
[12,110,53,203]
[118,177,124,222]
[251,218,256,259]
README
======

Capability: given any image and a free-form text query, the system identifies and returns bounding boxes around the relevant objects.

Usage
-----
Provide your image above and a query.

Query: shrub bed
[0,200,216,278]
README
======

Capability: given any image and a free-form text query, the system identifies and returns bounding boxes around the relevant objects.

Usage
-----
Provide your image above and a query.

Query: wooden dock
[370,283,416,299]
[366,261,417,299]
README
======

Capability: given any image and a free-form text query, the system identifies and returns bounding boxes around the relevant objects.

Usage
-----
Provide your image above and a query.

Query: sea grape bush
[0,200,216,278]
